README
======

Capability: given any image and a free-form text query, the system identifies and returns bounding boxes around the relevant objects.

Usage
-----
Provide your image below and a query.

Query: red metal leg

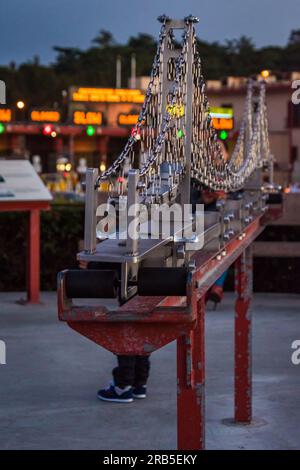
[27,209,40,303]
[234,245,253,423]
[177,297,205,450]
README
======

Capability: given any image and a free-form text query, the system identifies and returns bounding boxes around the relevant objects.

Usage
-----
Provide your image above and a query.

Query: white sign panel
[0,160,52,202]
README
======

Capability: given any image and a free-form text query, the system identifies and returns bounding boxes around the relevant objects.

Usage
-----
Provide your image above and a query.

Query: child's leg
[98,355,136,403]
[112,355,136,388]
[134,355,151,387]
[97,355,150,402]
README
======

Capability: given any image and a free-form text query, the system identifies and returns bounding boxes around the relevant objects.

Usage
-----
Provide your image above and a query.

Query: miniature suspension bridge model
[57,15,282,450]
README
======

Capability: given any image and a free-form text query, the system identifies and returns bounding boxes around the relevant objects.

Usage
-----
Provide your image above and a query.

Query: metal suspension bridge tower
[57,15,282,450]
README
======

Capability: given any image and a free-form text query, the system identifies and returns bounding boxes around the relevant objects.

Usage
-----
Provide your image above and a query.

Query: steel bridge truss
[57,15,282,450]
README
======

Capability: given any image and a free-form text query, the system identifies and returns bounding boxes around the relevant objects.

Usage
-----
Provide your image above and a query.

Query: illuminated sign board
[209,107,233,118]
[209,107,234,131]
[118,113,140,126]
[212,117,234,130]
[0,108,12,122]
[30,109,61,122]
[71,87,145,104]
[73,111,103,125]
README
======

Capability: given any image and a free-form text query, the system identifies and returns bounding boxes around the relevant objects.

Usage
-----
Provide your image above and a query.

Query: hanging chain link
[96,17,168,184]
[96,16,272,198]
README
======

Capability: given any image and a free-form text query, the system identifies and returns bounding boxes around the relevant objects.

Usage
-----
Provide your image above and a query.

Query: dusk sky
[1,0,300,65]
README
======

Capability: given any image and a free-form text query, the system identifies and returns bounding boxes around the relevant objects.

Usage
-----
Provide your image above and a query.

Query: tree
[92,30,115,48]
[225,36,255,55]
[288,29,300,45]
[127,33,156,50]
[53,47,82,74]
[3,27,300,108]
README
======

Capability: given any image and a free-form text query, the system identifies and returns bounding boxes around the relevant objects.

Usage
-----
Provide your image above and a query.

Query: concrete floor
[0,291,299,450]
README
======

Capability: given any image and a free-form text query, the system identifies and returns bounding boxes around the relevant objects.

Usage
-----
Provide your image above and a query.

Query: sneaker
[97,384,133,403]
[132,385,147,399]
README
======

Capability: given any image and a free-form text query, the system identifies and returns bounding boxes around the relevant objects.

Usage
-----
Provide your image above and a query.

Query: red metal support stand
[234,244,253,423]
[58,217,273,448]
[0,200,50,304]
[177,297,205,450]
[27,209,41,303]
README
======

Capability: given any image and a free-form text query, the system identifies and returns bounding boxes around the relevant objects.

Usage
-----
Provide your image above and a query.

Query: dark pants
[113,355,150,388]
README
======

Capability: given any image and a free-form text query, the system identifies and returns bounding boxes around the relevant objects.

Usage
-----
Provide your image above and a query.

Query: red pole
[234,245,253,423]
[177,297,205,450]
[288,101,294,185]
[27,209,41,303]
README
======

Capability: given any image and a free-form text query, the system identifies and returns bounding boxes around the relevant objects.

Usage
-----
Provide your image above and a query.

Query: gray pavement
[0,291,299,450]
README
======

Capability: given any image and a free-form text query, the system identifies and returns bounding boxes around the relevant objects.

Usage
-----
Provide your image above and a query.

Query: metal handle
[84,168,99,254]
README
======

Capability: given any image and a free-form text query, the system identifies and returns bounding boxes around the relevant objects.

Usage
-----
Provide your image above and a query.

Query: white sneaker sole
[97,394,133,403]
[132,394,147,399]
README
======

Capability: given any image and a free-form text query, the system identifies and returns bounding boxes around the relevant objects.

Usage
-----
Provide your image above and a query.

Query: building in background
[0,72,299,188]
[0,88,145,174]
[206,72,300,187]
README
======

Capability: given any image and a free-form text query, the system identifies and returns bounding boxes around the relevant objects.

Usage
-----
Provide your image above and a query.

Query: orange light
[212,117,234,130]
[118,114,140,126]
[73,111,102,125]
[0,109,12,122]
[261,70,270,79]
[31,110,60,122]
[16,101,25,109]
[71,87,145,103]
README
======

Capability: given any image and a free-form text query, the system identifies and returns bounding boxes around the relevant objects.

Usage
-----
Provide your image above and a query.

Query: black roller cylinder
[138,267,188,296]
[266,193,283,204]
[64,269,118,299]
